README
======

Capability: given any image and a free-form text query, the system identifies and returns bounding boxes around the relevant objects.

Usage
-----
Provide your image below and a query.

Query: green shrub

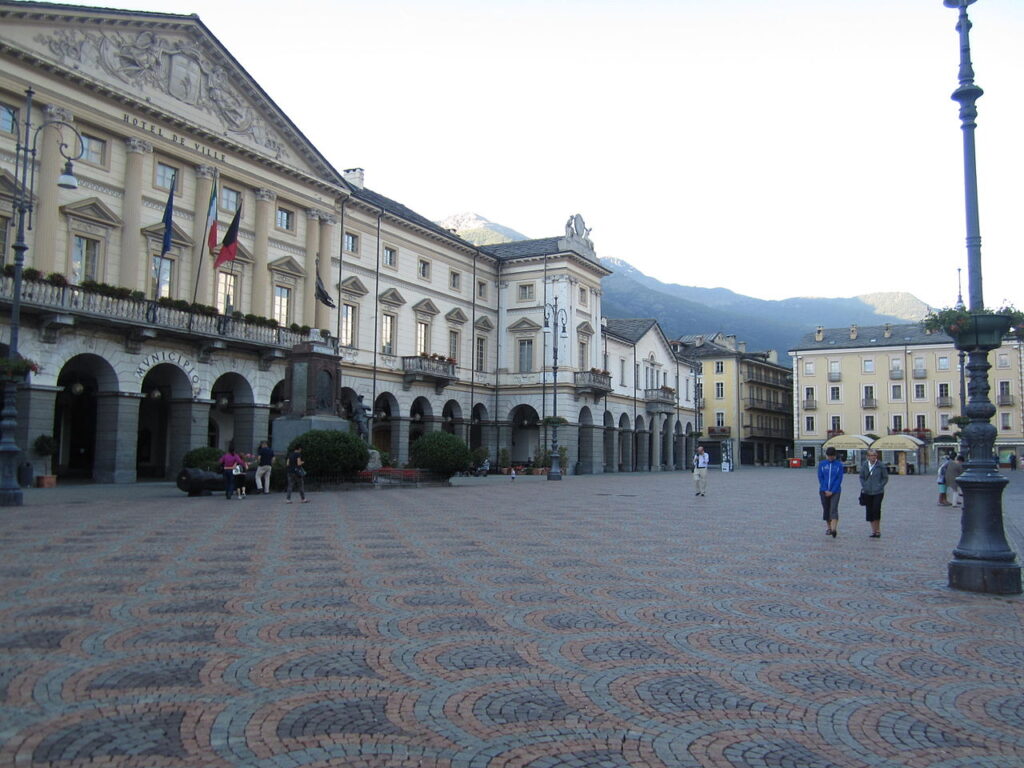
[471,446,489,466]
[408,431,472,477]
[287,429,369,480]
[183,446,223,471]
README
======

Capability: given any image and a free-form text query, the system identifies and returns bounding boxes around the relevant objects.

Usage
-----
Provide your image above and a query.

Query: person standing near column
[946,454,965,506]
[255,440,274,494]
[859,449,888,539]
[693,445,710,497]
[818,446,843,538]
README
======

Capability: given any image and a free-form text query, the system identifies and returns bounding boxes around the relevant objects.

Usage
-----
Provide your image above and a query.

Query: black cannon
[177,467,257,496]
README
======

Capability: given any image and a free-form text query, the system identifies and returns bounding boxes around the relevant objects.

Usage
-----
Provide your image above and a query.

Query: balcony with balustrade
[402,355,457,393]
[861,397,878,409]
[997,393,1015,406]
[574,369,612,401]
[936,395,954,408]
[644,387,677,414]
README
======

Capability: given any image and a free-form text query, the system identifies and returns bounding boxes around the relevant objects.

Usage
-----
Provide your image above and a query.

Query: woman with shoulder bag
[218,442,244,501]
[859,449,888,538]
[285,444,308,504]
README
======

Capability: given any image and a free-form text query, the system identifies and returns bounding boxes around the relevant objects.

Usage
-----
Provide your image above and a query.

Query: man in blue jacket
[818,446,844,538]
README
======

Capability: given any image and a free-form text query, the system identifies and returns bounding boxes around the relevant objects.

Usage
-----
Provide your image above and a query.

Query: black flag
[314,257,336,308]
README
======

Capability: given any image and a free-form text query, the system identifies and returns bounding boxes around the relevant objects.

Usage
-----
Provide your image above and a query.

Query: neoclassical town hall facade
[0,2,700,482]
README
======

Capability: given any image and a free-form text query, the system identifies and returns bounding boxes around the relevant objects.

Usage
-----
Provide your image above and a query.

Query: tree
[408,431,472,477]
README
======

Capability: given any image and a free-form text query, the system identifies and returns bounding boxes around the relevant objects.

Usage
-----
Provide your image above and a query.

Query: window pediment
[412,298,440,316]
[379,287,406,307]
[446,307,468,324]
[576,320,595,336]
[141,220,192,249]
[339,275,369,296]
[267,255,302,275]
[61,197,122,227]
[508,317,541,333]
[475,316,494,332]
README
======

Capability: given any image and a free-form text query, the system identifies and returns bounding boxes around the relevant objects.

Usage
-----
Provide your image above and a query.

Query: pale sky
[68,0,1024,309]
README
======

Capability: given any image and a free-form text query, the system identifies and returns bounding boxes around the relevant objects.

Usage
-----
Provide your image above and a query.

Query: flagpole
[192,168,219,308]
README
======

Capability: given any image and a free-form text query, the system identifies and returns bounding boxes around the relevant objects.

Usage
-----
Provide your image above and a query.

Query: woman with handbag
[218,442,245,501]
[285,444,308,504]
[859,449,888,538]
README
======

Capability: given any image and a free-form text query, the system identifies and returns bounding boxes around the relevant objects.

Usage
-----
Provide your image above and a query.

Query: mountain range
[437,213,932,355]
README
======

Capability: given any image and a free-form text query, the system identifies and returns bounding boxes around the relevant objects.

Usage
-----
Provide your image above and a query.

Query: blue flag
[160,173,176,256]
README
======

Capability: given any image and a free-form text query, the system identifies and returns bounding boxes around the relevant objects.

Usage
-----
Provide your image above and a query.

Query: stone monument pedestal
[272,415,352,454]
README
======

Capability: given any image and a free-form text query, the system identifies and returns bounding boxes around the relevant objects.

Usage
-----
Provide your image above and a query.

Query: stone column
[303,210,322,327]
[650,416,662,471]
[166,399,211,479]
[559,424,578,475]
[120,138,152,291]
[316,214,336,330]
[619,428,633,472]
[577,424,601,474]
[94,392,141,483]
[393,417,411,468]
[251,188,275,318]
[231,403,269,455]
[604,426,618,473]
[32,105,74,275]
[192,165,217,306]
[18,384,57,472]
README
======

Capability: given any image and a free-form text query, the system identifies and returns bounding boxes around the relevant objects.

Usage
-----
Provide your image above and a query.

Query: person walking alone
[693,445,710,497]
[859,449,888,538]
[946,454,965,506]
[937,454,951,506]
[285,444,308,504]
[818,446,843,538]
[255,440,274,494]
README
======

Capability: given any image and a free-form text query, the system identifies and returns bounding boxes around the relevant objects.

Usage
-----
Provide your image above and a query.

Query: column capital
[124,137,153,155]
[319,213,337,226]
[195,164,218,180]
[44,104,73,123]
[255,188,276,203]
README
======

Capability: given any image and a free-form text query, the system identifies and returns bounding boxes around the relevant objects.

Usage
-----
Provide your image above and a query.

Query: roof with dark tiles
[791,323,952,352]
[350,187,478,250]
[603,318,658,343]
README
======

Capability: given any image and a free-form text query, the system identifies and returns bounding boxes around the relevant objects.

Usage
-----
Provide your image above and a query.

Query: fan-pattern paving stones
[1,469,1023,767]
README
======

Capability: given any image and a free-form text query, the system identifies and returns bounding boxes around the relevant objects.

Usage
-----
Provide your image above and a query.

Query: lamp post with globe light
[0,88,83,506]
[543,296,568,480]
[940,0,1020,594]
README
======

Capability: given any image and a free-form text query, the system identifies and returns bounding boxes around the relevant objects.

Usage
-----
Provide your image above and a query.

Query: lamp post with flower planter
[939,0,1020,594]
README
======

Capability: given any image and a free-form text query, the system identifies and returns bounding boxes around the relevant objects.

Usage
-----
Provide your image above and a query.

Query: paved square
[1,468,1022,767]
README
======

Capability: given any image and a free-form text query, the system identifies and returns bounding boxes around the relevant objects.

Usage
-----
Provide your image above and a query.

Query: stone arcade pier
[1,468,1022,767]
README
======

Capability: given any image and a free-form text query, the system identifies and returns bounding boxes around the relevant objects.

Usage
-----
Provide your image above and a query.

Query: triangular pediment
[0,5,344,183]
[61,197,123,227]
[412,298,440,316]
[508,317,542,333]
[445,307,468,324]
[474,316,494,332]
[576,321,596,336]
[339,276,368,296]
[0,169,32,207]
[267,255,303,276]
[141,220,192,249]
[379,287,406,307]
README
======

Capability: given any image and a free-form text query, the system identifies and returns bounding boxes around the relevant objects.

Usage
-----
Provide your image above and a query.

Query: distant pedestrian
[255,440,274,494]
[937,455,951,506]
[818,446,843,538]
[1009,453,1017,471]
[859,449,888,538]
[510,467,516,481]
[218,442,244,501]
[693,445,710,497]
[946,454,965,506]
[285,444,308,504]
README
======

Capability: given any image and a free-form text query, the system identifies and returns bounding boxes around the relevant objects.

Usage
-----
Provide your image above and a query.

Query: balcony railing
[997,393,1015,406]
[826,429,844,438]
[401,356,457,393]
[644,387,677,414]
[802,399,817,410]
[889,368,904,380]
[936,395,954,408]
[888,428,933,441]
[0,276,311,352]
[912,368,928,379]
[574,370,613,401]
[744,369,790,387]
[745,397,789,413]
[861,398,878,409]
[827,371,842,382]
[706,426,731,438]
[743,425,790,438]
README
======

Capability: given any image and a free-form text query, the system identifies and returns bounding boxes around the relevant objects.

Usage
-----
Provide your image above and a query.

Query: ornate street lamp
[941,1,1020,594]
[0,88,83,506]
[543,295,568,480]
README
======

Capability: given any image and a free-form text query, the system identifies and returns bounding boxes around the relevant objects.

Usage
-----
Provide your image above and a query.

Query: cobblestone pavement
[1,468,1022,768]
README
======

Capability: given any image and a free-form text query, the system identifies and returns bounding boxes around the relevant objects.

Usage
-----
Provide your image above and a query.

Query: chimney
[815,326,824,342]
[883,323,892,338]
[737,341,747,353]
[767,350,778,363]
[343,167,365,189]
[723,334,737,351]
[849,324,858,340]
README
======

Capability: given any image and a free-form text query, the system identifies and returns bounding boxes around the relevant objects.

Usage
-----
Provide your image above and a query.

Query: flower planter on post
[946,314,1020,594]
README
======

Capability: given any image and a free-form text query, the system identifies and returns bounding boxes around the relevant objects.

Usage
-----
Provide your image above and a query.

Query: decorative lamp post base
[949,560,1021,595]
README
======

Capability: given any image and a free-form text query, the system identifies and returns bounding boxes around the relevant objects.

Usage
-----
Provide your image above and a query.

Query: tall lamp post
[0,88,83,507]
[543,296,567,480]
[941,1,1020,594]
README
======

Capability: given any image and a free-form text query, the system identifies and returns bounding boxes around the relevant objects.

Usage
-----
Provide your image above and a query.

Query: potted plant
[0,357,41,380]
[33,434,57,488]
[922,305,1023,349]
[498,448,510,474]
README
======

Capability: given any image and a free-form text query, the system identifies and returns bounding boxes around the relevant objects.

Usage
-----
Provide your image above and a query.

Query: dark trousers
[864,492,884,522]
[223,470,235,499]
[286,473,305,500]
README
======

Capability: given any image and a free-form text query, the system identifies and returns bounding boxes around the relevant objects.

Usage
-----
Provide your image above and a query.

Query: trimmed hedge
[287,429,369,480]
[408,431,471,477]
[183,446,223,472]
